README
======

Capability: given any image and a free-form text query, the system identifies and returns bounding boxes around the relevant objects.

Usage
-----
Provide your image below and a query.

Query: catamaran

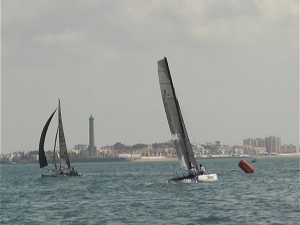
[157,57,218,183]
[39,99,82,177]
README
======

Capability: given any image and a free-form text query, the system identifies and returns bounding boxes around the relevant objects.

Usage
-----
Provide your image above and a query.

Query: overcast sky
[2,0,299,153]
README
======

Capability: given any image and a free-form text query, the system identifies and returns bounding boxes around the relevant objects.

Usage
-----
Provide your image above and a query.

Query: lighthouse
[88,115,97,157]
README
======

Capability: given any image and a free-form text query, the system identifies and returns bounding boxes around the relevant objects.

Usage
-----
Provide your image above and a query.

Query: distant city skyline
[2,0,299,154]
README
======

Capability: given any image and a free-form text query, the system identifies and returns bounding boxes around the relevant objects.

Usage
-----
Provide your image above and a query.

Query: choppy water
[1,157,299,225]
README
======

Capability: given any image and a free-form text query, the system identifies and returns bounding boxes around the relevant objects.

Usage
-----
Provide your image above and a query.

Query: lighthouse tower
[88,115,97,157]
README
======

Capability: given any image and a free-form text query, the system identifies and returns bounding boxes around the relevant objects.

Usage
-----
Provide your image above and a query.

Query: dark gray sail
[58,99,71,168]
[39,109,57,168]
[157,57,198,171]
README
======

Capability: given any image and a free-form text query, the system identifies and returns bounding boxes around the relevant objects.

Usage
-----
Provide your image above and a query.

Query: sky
[1,0,299,154]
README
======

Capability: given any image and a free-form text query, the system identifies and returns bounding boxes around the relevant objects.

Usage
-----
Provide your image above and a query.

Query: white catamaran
[157,57,218,183]
[39,99,82,177]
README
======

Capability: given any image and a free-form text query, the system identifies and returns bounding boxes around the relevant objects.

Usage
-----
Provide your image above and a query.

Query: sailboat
[157,57,218,183]
[39,99,82,177]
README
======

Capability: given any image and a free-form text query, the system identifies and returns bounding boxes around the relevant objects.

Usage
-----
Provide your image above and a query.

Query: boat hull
[197,173,218,182]
[168,173,218,183]
[41,172,83,178]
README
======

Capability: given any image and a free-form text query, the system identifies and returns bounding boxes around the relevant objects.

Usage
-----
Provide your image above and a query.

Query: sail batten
[38,109,57,168]
[157,57,198,171]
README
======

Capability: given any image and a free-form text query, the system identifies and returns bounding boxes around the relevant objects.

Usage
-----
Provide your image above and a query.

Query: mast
[38,109,57,168]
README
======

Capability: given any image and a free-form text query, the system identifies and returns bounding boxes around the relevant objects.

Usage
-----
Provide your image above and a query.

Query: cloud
[173,0,299,45]
[31,29,87,45]
[255,0,299,22]
[2,0,56,24]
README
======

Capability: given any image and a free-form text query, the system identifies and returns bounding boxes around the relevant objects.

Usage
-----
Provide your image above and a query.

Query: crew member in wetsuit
[58,166,63,175]
[188,165,197,179]
[199,164,206,175]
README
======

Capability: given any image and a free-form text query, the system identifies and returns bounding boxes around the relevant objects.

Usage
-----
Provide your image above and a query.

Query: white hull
[168,173,218,183]
[197,174,218,182]
[41,172,83,178]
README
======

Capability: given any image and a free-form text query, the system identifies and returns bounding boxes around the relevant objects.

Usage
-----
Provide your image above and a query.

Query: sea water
[1,157,299,225]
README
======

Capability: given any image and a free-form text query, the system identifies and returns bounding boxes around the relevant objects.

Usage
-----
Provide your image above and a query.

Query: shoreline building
[87,115,97,157]
[243,136,281,154]
[243,138,265,148]
[265,136,281,154]
[243,137,267,155]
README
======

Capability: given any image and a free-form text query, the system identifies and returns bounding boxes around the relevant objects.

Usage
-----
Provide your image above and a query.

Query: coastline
[133,153,300,162]
[253,153,300,158]
[134,156,178,162]
[1,153,299,165]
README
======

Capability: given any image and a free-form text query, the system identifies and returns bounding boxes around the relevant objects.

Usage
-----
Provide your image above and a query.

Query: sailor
[70,167,77,176]
[189,166,197,176]
[199,164,206,175]
[58,166,63,175]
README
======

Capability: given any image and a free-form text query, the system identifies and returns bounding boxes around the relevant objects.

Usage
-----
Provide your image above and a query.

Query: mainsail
[39,109,57,168]
[157,57,198,171]
[52,126,59,171]
[58,99,71,168]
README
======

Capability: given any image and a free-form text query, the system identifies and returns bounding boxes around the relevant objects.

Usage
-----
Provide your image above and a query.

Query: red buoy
[238,160,254,173]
